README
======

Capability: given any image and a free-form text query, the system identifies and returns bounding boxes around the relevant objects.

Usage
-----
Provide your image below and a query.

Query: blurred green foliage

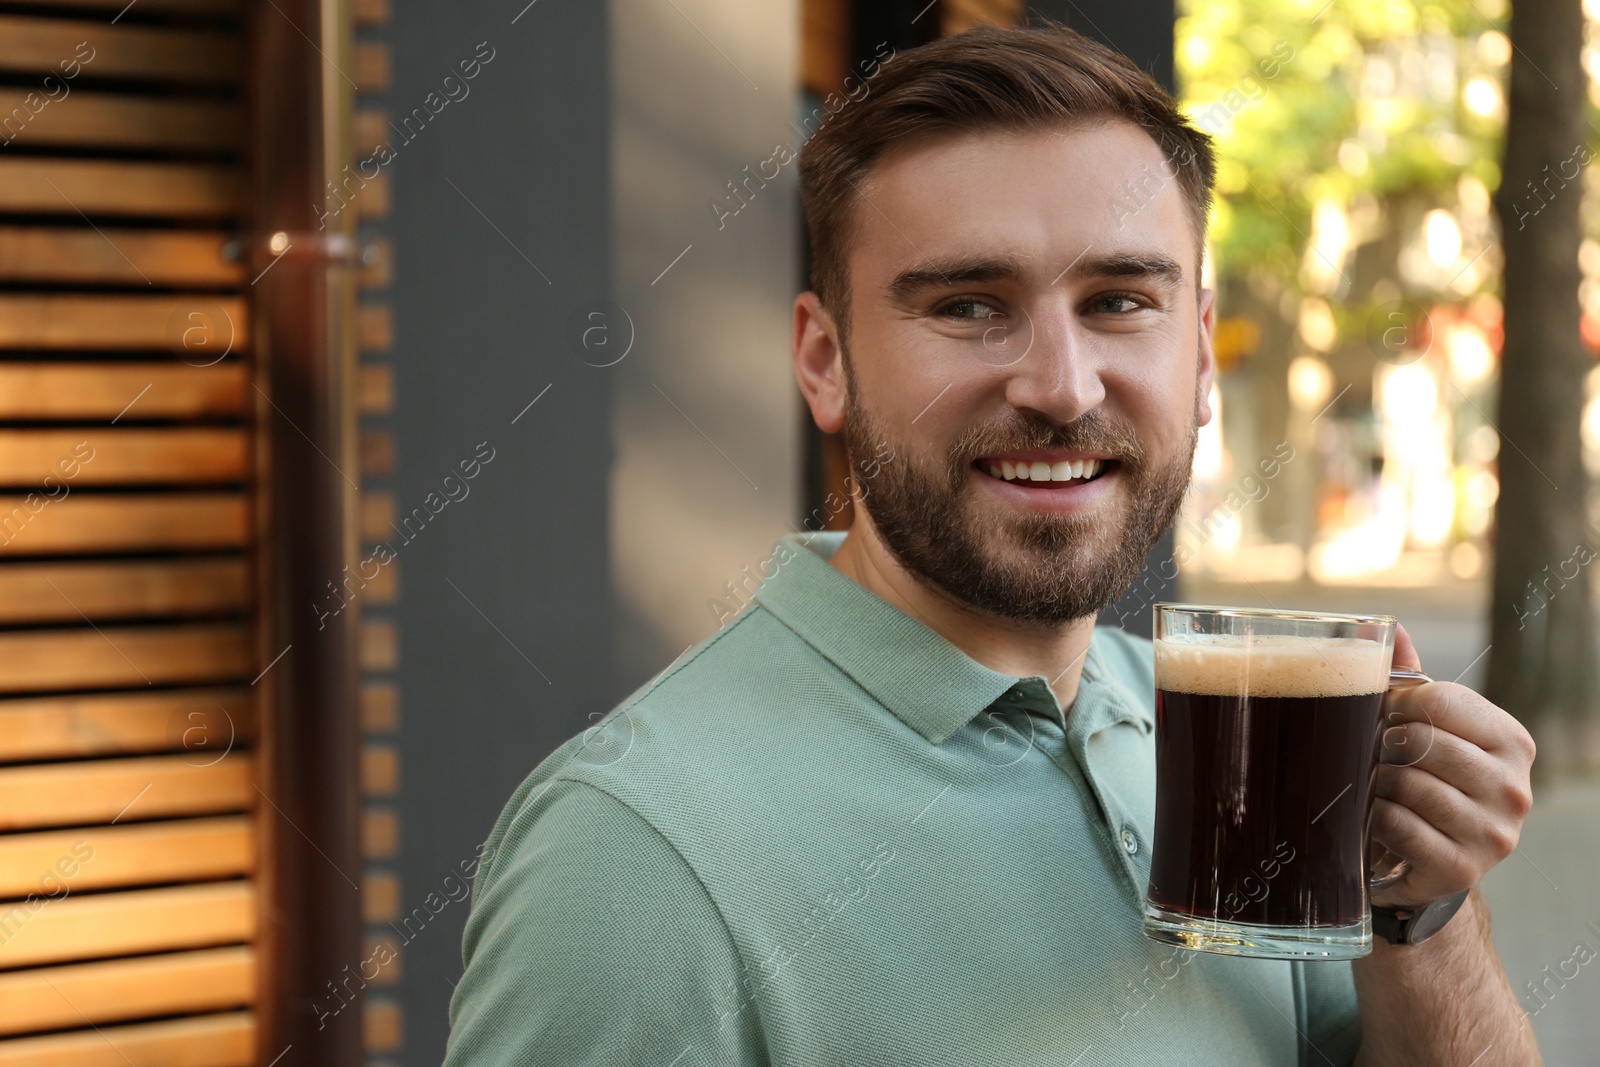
[1176,0,1509,287]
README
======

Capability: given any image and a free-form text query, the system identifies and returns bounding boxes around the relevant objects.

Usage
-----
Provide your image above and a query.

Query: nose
[1000,300,1105,424]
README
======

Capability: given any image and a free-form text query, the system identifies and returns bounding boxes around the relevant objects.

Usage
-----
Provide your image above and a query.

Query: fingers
[1381,719,1532,820]
[1369,795,1482,902]
[1383,680,1538,762]
[1374,763,1521,862]
[1393,623,1422,673]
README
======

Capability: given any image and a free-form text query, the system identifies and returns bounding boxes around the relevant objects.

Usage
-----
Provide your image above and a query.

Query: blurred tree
[1486,0,1598,769]
[1177,0,1512,549]
[1179,0,1505,298]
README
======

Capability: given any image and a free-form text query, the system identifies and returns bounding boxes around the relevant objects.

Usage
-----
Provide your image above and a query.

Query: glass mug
[1141,604,1430,960]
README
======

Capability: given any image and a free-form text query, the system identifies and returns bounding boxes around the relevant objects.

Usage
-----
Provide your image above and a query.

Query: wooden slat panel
[0,558,246,624]
[353,42,390,92]
[0,882,253,970]
[354,0,388,26]
[362,869,399,922]
[0,92,240,152]
[0,296,249,352]
[354,108,388,158]
[0,362,245,420]
[359,429,393,477]
[0,1010,253,1067]
[0,18,239,85]
[364,554,397,605]
[364,998,401,1053]
[361,680,397,733]
[360,491,394,542]
[0,816,250,897]
[0,429,245,486]
[0,3,265,1059]
[0,623,251,694]
[360,744,397,797]
[0,230,242,287]
[0,947,252,1038]
[0,159,239,219]
[0,752,251,831]
[362,808,397,859]
[0,687,252,763]
[358,363,391,414]
[364,935,400,985]
[0,493,247,556]
[356,172,390,218]
[360,619,396,671]
[358,304,392,351]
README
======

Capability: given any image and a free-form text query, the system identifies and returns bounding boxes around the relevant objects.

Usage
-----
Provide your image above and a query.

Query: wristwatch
[1372,889,1471,945]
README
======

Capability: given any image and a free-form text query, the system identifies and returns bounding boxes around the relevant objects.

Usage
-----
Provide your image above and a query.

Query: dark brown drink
[1148,635,1389,929]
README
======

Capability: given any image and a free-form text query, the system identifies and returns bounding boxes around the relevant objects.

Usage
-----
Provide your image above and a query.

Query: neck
[827,517,1097,712]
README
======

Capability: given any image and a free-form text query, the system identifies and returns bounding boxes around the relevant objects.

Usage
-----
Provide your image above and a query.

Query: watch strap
[1371,902,1409,944]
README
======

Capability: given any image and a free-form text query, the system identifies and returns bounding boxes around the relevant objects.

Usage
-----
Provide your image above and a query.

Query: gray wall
[389,1,797,1063]
[610,0,802,683]
[389,2,613,1064]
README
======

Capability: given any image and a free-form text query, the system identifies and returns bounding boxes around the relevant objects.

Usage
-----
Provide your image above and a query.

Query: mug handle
[1368,667,1433,892]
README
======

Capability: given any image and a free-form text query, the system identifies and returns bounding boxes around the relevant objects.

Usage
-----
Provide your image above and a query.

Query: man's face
[831,120,1215,624]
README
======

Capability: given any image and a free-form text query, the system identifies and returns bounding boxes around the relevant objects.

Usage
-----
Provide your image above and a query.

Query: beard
[838,357,1198,625]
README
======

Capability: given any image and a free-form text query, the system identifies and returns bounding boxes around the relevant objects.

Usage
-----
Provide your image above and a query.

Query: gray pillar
[389,2,613,1063]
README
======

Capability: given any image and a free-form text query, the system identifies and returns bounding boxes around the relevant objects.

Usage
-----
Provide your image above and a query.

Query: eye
[1089,292,1147,314]
[937,298,1002,321]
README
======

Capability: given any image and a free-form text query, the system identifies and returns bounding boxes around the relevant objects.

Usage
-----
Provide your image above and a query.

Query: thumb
[1392,622,1423,673]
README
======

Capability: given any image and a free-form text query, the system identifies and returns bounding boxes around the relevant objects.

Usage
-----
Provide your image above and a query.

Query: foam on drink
[1154,633,1390,699]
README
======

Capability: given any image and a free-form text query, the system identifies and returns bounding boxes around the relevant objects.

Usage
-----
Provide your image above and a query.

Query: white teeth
[983,457,1108,483]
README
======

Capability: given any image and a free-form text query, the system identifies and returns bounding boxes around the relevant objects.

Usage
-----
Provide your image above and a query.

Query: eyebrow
[1058,251,1186,288]
[884,250,1184,303]
[884,254,1025,303]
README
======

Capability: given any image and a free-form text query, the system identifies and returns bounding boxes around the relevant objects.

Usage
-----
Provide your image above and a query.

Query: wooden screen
[0,0,259,1063]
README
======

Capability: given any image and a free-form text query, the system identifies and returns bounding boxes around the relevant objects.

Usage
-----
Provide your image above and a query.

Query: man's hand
[1348,624,1542,1067]
[1368,624,1537,910]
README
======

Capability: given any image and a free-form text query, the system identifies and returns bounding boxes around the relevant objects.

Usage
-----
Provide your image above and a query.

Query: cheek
[1106,362,1198,455]
[852,323,967,416]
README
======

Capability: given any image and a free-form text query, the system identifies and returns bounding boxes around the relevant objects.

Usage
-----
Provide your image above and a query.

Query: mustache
[949,409,1147,469]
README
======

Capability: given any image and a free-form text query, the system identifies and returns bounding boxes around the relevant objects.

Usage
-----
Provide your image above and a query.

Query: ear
[793,291,847,435]
[1196,286,1217,427]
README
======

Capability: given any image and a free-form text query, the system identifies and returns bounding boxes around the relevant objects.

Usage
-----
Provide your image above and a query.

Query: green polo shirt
[444,530,1362,1066]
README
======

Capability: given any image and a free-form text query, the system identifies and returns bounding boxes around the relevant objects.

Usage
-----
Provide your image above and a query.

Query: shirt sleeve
[443,777,769,1067]
[1293,959,1362,1067]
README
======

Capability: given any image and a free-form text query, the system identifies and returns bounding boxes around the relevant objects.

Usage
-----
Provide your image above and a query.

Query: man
[443,24,1538,1066]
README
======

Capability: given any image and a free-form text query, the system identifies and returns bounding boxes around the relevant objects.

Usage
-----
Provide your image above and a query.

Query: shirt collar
[752,530,1152,745]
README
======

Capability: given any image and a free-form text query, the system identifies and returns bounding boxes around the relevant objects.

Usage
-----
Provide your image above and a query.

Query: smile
[972,456,1112,487]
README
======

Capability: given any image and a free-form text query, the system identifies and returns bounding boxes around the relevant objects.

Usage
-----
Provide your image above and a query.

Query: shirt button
[1120,828,1139,854]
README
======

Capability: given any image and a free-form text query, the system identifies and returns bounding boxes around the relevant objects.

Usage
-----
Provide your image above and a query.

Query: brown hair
[798,22,1216,343]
